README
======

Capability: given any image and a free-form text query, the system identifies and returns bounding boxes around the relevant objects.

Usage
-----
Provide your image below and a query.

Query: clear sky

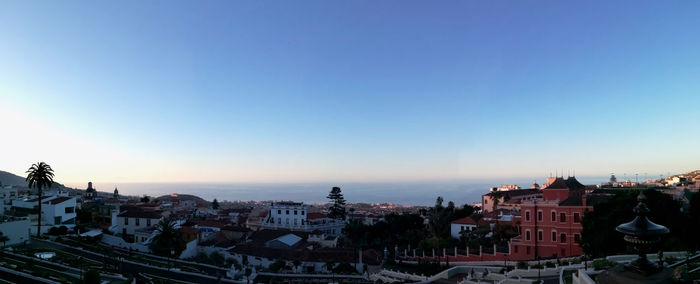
[1,1,699,184]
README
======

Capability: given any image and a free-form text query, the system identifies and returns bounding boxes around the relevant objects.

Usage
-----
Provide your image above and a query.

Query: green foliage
[517,261,528,269]
[0,231,9,247]
[332,262,357,274]
[149,217,186,257]
[212,198,220,210]
[343,213,426,249]
[25,162,54,237]
[592,259,617,271]
[327,187,347,220]
[581,189,692,257]
[83,269,101,284]
[268,259,286,272]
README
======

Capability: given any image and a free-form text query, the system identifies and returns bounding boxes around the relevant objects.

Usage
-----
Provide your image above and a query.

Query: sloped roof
[545,177,586,190]
[272,234,302,247]
[306,212,327,220]
[44,196,73,205]
[452,216,478,225]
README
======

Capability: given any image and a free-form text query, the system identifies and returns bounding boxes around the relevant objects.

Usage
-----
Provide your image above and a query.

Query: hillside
[0,170,70,190]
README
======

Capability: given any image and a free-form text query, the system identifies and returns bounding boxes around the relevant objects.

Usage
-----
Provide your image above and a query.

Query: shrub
[545,261,556,268]
[84,269,101,284]
[517,261,527,270]
[592,259,617,271]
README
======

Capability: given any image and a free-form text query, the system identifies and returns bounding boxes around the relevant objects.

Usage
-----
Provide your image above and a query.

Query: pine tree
[327,187,347,220]
[212,198,220,210]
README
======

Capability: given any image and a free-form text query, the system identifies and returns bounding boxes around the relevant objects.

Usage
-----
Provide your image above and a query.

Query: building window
[574,234,581,243]
[525,211,531,222]
[65,207,74,214]
[55,216,61,224]
[537,210,543,222]
[574,213,581,223]
[514,246,518,253]
[525,229,531,241]
[537,230,543,241]
[294,219,297,225]
[294,210,298,215]
[286,210,289,215]
[136,218,140,226]
[278,218,281,224]
[526,246,531,255]
[286,218,289,224]
[278,210,281,214]
[560,212,566,222]
[125,218,129,225]
[560,233,566,243]
[301,211,304,215]
[552,231,557,242]
[147,219,151,226]
[551,211,556,222]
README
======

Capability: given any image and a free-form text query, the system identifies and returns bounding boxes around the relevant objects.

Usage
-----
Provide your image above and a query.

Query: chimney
[582,194,587,207]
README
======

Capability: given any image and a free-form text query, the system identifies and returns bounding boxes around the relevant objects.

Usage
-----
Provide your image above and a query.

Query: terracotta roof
[452,216,478,225]
[306,212,327,220]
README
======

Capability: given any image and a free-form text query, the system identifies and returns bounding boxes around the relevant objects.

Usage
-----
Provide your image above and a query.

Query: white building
[261,201,345,235]
[0,186,21,215]
[450,216,480,239]
[116,207,163,239]
[0,217,30,246]
[12,195,77,234]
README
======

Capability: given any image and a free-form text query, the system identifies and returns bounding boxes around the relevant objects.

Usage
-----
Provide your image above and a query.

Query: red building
[509,176,592,260]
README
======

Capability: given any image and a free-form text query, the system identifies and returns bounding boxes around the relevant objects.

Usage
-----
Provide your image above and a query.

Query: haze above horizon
[2,1,699,184]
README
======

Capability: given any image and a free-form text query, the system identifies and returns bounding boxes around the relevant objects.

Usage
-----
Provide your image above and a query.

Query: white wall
[0,219,30,246]
[117,216,162,236]
[450,223,476,238]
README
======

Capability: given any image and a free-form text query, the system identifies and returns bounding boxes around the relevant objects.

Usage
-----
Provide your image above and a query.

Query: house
[116,206,163,241]
[450,216,482,238]
[261,201,345,235]
[481,188,541,212]
[12,195,77,234]
[228,229,381,274]
[509,176,599,259]
[0,216,30,246]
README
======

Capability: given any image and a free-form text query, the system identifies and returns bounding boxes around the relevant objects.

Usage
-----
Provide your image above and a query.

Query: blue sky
[1,1,699,183]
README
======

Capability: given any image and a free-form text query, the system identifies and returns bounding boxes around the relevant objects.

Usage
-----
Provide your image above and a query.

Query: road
[31,238,237,283]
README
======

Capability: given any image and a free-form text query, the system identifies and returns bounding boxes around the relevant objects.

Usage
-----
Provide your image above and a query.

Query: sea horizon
[64,175,612,206]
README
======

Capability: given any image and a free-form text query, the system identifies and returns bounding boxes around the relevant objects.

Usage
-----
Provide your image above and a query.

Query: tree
[292,259,301,273]
[212,199,220,210]
[327,187,347,220]
[26,162,55,237]
[0,232,9,248]
[83,269,101,284]
[140,195,150,203]
[149,217,185,257]
[486,191,504,211]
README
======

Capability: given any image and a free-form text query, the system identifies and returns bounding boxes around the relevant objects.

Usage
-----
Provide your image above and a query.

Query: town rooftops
[270,233,303,247]
[545,177,586,190]
[306,212,327,220]
[117,207,163,219]
[452,216,479,225]
[43,196,73,205]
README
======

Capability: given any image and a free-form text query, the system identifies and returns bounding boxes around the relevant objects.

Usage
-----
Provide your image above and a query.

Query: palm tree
[26,162,55,237]
[149,217,184,257]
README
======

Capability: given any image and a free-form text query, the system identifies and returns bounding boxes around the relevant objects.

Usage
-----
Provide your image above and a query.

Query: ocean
[66,176,608,206]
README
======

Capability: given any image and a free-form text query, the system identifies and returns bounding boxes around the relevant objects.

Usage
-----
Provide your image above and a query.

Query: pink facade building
[509,176,591,260]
